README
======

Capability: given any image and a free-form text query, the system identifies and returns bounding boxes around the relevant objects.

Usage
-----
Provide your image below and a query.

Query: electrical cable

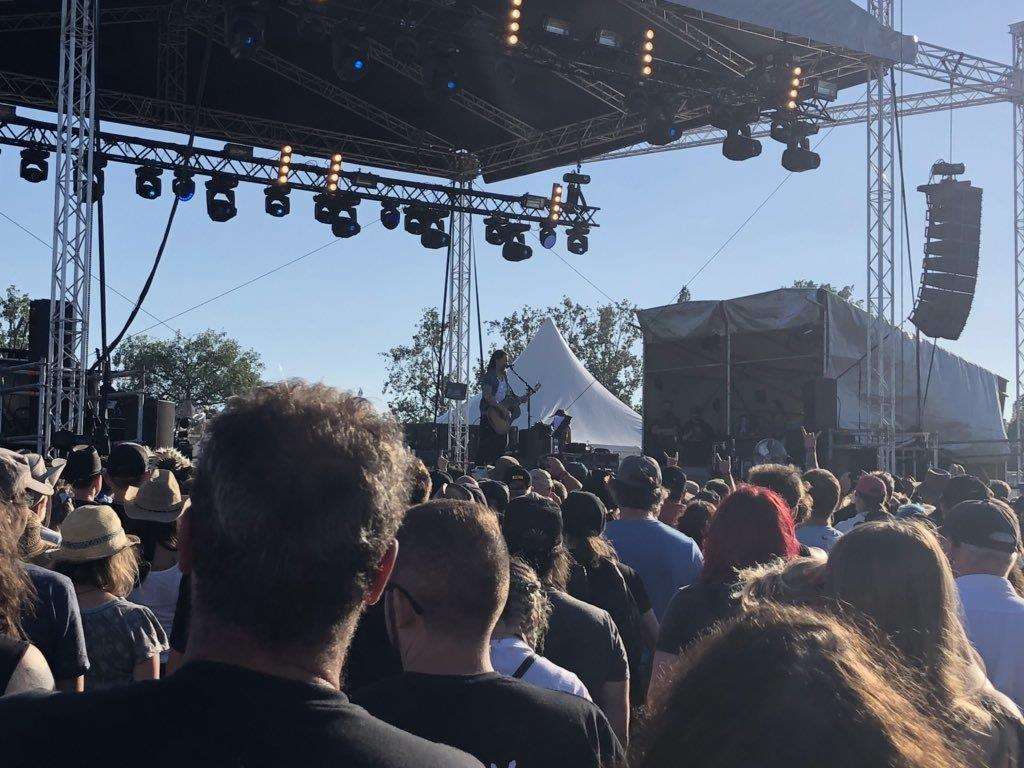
[472,224,485,380]
[431,227,454,461]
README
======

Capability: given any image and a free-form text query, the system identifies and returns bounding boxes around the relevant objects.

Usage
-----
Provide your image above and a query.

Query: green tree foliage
[112,330,263,410]
[0,285,30,351]
[380,308,444,424]
[791,279,864,308]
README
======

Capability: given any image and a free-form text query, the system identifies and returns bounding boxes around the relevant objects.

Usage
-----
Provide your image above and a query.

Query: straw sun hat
[53,505,139,563]
[124,469,190,523]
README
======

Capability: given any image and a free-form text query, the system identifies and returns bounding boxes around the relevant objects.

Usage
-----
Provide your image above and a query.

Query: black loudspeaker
[911,176,983,341]
[105,394,175,448]
[519,423,553,467]
[802,377,838,432]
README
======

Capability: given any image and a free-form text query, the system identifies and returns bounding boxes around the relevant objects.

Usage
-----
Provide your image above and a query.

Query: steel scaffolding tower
[47,0,98,444]
[866,0,898,471]
[1013,22,1024,475]
[445,184,474,469]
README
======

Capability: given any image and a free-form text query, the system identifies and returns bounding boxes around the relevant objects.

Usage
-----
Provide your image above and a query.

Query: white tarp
[441,319,642,453]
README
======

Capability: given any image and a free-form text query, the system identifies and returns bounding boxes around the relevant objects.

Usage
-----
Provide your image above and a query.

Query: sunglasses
[384,581,424,615]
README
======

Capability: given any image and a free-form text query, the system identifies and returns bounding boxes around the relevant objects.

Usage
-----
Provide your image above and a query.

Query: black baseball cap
[106,442,149,479]
[64,446,102,485]
[942,500,1022,554]
[662,466,688,492]
[562,491,607,538]
[502,494,562,553]
[506,466,531,487]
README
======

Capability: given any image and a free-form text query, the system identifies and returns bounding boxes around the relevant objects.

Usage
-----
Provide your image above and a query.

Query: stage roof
[0,1,916,180]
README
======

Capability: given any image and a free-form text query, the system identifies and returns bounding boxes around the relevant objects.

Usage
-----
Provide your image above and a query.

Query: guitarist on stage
[479,349,513,464]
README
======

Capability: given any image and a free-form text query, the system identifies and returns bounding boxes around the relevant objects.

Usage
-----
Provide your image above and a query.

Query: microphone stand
[507,365,533,429]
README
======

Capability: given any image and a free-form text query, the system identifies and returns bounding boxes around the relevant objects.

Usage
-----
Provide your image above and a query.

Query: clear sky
[3,1,1021,412]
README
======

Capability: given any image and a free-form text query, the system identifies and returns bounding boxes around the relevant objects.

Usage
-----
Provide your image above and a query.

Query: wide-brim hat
[124,468,190,523]
[0,448,53,498]
[52,504,140,563]
[23,453,66,496]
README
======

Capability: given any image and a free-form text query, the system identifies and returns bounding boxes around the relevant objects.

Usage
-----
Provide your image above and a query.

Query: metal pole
[724,309,731,438]
[445,182,473,470]
[1012,21,1024,478]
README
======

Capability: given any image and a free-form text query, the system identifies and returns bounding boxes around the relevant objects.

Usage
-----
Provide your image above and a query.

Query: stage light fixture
[644,100,681,146]
[205,176,238,222]
[567,226,589,255]
[276,145,292,185]
[501,224,533,262]
[505,0,522,46]
[785,64,802,110]
[539,225,557,249]
[547,182,563,223]
[594,29,623,50]
[484,215,509,245]
[314,191,340,224]
[421,218,450,250]
[323,152,343,193]
[404,207,427,235]
[133,166,163,200]
[172,169,195,201]
[722,126,762,162]
[332,30,369,82]
[19,148,49,183]
[332,206,361,238]
[781,137,820,173]
[380,203,401,230]
[424,50,461,96]
[639,28,655,77]
[542,17,571,38]
[91,157,107,201]
[264,185,290,217]
[225,3,266,59]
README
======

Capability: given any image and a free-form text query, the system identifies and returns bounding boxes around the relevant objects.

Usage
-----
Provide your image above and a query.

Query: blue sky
[3,1,1021,411]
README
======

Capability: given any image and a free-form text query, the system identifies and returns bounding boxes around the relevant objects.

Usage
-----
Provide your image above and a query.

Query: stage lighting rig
[19,148,48,183]
[225,2,267,59]
[404,206,426,236]
[424,49,461,97]
[505,0,522,46]
[501,224,532,262]
[380,203,401,230]
[325,152,343,193]
[562,171,591,212]
[420,218,450,250]
[172,169,195,201]
[567,226,590,255]
[644,100,682,146]
[770,120,818,146]
[539,226,557,249]
[206,176,238,222]
[264,185,290,217]
[134,166,162,200]
[332,31,369,83]
[722,126,762,162]
[542,17,572,39]
[485,216,510,246]
[781,137,821,173]
[91,156,107,201]
[332,204,361,238]
[639,28,655,78]
[594,29,623,50]
[276,145,292,185]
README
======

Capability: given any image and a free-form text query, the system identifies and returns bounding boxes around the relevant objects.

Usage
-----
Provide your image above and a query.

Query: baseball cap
[942,500,1022,554]
[502,494,563,553]
[662,466,688,492]
[941,475,991,510]
[106,442,149,479]
[616,455,662,490]
[506,465,531,487]
[64,445,102,485]
[566,462,590,484]
[562,491,607,538]
[684,480,701,496]
[855,474,887,500]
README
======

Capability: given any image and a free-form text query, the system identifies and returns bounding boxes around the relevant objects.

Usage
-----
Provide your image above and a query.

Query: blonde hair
[53,547,140,598]
[737,554,828,611]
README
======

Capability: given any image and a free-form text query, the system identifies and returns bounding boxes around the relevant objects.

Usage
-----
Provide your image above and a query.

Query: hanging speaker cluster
[910,162,982,341]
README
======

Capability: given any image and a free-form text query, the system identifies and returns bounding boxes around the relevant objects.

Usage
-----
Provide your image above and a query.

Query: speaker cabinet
[802,378,838,432]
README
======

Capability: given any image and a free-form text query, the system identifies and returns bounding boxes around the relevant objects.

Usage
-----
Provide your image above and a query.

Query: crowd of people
[0,380,1023,767]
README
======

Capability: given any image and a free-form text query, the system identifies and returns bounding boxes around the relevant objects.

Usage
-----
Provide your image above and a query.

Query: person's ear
[177,508,194,574]
[365,540,398,606]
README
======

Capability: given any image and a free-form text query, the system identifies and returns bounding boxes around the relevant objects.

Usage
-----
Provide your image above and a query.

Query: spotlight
[172,169,195,201]
[314,191,341,224]
[264,185,290,217]
[542,17,571,38]
[781,137,821,173]
[332,207,361,238]
[380,203,401,230]
[722,126,762,162]
[333,32,370,83]
[324,152,343,193]
[19,148,48,183]
[639,28,655,78]
[276,145,292,185]
[505,0,522,46]
[644,100,681,146]
[421,219,450,250]
[225,3,266,59]
[424,51,460,96]
[484,215,509,245]
[205,176,238,222]
[404,207,427,235]
[547,182,563,225]
[567,226,589,255]
[91,157,107,201]
[539,225,557,249]
[501,224,533,262]
[134,166,163,200]
[781,63,802,110]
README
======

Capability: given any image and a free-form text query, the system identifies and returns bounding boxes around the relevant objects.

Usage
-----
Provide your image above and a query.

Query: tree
[791,279,864,308]
[487,296,643,408]
[0,285,30,351]
[676,285,692,303]
[380,308,444,423]
[112,330,263,411]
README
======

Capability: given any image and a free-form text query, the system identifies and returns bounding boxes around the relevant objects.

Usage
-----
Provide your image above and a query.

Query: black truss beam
[0,114,599,229]
[0,4,164,33]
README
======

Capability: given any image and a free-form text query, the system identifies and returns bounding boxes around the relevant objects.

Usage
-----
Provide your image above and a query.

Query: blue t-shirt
[795,523,842,552]
[22,564,90,680]
[604,519,704,620]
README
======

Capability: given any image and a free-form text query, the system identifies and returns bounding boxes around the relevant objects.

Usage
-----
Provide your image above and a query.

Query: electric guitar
[485,383,542,435]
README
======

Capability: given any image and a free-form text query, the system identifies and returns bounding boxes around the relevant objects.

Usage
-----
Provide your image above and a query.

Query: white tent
[441,319,642,454]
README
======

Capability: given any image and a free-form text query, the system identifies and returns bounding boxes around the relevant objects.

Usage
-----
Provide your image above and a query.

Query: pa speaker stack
[911,162,982,341]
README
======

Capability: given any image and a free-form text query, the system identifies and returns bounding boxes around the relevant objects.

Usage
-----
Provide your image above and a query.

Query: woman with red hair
[648,485,800,702]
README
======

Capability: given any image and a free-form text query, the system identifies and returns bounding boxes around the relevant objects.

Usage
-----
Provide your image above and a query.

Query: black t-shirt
[353,672,624,768]
[543,589,629,699]
[344,599,402,693]
[619,563,652,615]
[0,661,481,768]
[656,580,739,655]
[169,573,190,653]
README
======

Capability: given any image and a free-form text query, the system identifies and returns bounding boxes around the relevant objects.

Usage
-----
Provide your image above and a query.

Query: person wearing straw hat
[49,505,167,689]
[18,452,65,559]
[126,470,187,647]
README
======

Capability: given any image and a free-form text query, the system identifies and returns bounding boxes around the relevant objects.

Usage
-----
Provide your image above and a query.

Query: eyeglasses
[384,581,424,615]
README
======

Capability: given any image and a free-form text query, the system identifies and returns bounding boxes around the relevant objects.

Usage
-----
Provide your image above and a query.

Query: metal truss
[0,114,599,229]
[866,0,897,472]
[1013,22,1024,476]
[0,4,162,33]
[907,40,1018,96]
[157,2,188,119]
[445,185,473,469]
[611,0,755,77]
[48,0,98,443]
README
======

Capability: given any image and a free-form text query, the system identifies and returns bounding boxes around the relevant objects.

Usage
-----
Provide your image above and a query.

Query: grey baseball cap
[616,455,662,489]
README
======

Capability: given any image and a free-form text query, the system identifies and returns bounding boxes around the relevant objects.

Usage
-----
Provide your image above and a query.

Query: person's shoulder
[529,655,591,700]
[24,562,74,593]
[481,673,603,719]
[346,703,483,768]
[656,522,700,550]
[550,589,610,622]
